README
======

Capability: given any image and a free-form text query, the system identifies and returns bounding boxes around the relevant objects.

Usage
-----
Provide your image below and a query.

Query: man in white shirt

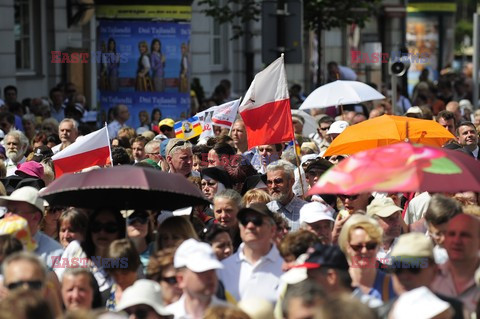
[218,203,283,304]
[167,239,228,318]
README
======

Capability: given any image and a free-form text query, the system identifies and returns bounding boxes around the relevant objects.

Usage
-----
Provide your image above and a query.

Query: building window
[211,18,227,69]
[14,0,33,71]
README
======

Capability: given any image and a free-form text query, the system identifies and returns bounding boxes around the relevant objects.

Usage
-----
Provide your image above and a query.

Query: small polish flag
[239,55,294,150]
[52,126,112,177]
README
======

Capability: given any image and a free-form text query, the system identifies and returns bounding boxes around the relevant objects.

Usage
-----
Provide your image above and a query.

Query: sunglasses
[126,307,151,319]
[266,178,284,186]
[168,140,190,155]
[91,222,119,234]
[7,280,43,290]
[349,242,378,252]
[339,194,359,201]
[319,126,331,131]
[161,276,177,285]
[239,214,264,227]
[127,215,148,225]
[393,266,423,275]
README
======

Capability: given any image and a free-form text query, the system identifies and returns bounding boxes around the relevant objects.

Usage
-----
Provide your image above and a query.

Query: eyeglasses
[339,194,359,201]
[239,214,264,227]
[127,215,148,225]
[349,242,378,252]
[161,276,177,285]
[91,222,119,234]
[393,266,423,275]
[266,178,284,186]
[319,126,331,131]
[7,280,43,290]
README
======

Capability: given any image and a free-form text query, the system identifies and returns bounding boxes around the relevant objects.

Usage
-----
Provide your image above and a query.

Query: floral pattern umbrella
[309,143,480,195]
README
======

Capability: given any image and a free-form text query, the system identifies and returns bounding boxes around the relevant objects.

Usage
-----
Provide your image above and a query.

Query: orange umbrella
[324,115,455,156]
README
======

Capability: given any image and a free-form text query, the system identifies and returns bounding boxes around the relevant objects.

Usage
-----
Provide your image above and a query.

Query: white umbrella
[299,80,385,110]
[291,110,317,136]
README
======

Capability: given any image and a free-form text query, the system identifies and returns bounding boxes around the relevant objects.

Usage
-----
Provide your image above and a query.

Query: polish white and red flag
[52,126,112,177]
[239,55,294,150]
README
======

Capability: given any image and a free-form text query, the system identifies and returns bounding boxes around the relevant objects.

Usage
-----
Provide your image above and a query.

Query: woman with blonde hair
[242,189,272,207]
[156,216,198,251]
[135,41,152,91]
[338,214,396,303]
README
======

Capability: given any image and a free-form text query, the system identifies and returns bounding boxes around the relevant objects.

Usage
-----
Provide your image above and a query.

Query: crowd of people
[0,65,477,319]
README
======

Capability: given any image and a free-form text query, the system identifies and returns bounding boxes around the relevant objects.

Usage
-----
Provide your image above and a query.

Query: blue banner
[97,20,191,129]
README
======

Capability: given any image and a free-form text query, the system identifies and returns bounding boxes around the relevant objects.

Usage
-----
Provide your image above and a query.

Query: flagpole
[105,122,114,167]
[292,137,306,198]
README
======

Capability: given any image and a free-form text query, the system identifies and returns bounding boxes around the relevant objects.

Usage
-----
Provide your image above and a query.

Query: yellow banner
[407,3,456,12]
[96,5,192,20]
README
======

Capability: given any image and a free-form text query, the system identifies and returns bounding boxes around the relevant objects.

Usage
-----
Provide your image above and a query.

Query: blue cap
[160,139,170,157]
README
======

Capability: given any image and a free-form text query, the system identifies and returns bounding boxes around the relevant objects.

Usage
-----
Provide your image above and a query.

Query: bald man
[431,214,480,313]
[446,101,462,124]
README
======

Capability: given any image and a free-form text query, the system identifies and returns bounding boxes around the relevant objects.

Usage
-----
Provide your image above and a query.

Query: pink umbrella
[308,143,480,195]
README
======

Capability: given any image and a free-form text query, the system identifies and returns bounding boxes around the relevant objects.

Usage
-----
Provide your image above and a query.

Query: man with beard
[167,239,227,318]
[367,197,403,266]
[266,160,307,231]
[4,130,28,176]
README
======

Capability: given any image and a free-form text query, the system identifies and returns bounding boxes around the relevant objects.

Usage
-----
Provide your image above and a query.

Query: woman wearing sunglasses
[146,248,182,306]
[125,210,154,273]
[338,214,396,303]
[54,209,125,294]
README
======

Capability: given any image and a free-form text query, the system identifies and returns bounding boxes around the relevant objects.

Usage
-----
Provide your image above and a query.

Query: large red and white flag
[239,55,294,150]
[52,126,112,177]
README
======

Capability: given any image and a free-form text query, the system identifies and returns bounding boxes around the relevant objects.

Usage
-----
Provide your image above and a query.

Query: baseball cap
[174,238,223,272]
[237,202,274,221]
[459,99,473,111]
[0,186,44,213]
[301,243,349,271]
[326,121,349,135]
[391,287,450,319]
[159,139,170,157]
[159,118,174,128]
[405,106,423,116]
[299,202,334,224]
[366,197,402,218]
[15,161,44,179]
[391,232,434,260]
[116,279,172,316]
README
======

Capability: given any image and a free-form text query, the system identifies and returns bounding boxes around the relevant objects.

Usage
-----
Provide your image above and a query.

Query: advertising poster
[96,19,191,129]
[406,16,439,96]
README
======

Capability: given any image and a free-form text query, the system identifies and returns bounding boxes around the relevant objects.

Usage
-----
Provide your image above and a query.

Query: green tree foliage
[198,0,382,38]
